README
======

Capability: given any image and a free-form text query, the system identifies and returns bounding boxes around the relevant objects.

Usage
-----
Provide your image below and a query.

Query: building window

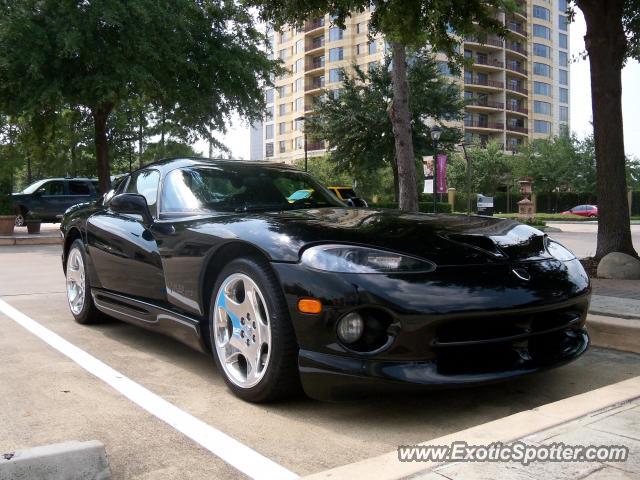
[329,27,344,41]
[278,104,286,116]
[329,47,344,62]
[368,41,377,55]
[265,142,274,157]
[534,101,552,115]
[560,106,569,122]
[559,0,568,12]
[294,78,303,92]
[437,61,452,76]
[265,106,273,120]
[295,97,303,112]
[356,22,365,34]
[295,137,303,150]
[559,51,568,67]
[293,58,303,73]
[533,62,551,77]
[279,48,289,60]
[368,61,378,72]
[559,33,568,49]
[265,89,274,104]
[534,81,551,96]
[559,69,568,85]
[533,5,550,21]
[278,122,287,134]
[277,85,290,97]
[294,118,303,131]
[265,124,274,140]
[559,87,569,103]
[533,43,551,58]
[559,14,568,31]
[356,43,364,55]
[329,68,343,83]
[534,120,551,134]
[295,39,304,54]
[532,24,551,40]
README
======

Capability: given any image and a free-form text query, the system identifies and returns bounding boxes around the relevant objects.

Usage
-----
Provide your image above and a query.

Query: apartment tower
[256,0,570,162]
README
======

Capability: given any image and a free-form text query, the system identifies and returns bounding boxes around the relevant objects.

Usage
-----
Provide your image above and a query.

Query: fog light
[337,312,364,344]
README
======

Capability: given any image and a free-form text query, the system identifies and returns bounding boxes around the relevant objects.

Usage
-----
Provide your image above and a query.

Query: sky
[195,10,640,160]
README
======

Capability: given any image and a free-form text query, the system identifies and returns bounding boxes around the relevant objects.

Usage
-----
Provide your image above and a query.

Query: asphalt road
[2,243,640,479]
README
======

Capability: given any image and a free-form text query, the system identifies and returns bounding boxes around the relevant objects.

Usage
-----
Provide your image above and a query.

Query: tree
[248,0,512,211]
[447,141,514,197]
[0,0,277,193]
[306,52,463,201]
[572,0,640,258]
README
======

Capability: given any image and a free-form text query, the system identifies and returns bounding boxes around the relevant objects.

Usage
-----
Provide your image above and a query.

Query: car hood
[256,208,548,265]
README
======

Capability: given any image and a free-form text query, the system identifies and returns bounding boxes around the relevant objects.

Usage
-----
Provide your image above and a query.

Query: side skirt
[91,288,208,353]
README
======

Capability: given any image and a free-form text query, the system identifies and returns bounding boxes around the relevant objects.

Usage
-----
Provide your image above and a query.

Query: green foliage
[0,0,278,186]
[306,52,463,200]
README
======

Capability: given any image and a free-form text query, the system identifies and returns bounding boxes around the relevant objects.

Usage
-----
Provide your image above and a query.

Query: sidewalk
[0,223,61,246]
[412,397,640,480]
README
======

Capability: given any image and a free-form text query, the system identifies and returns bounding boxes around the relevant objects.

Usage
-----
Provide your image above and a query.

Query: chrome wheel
[213,273,271,389]
[66,247,86,315]
[15,213,25,227]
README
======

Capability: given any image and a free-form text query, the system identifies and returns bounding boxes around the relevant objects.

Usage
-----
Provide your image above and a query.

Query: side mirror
[110,193,153,226]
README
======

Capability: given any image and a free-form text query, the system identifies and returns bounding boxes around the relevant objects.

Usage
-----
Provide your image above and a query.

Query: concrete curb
[588,314,640,354]
[0,235,61,246]
[0,440,111,480]
[303,376,640,480]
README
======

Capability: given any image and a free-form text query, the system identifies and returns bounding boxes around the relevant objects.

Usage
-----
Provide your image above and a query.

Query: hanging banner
[422,156,434,194]
[437,154,447,194]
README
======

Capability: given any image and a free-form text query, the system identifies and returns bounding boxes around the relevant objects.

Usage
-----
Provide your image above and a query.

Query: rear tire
[209,257,300,402]
[14,207,26,227]
[66,239,102,325]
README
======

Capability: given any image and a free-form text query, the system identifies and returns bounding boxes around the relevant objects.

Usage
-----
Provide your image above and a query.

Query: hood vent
[445,234,506,259]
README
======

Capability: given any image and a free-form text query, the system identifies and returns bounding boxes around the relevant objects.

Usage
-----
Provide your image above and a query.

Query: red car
[561,205,598,217]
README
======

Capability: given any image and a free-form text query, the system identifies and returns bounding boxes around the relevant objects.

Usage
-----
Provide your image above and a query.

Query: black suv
[12,178,101,226]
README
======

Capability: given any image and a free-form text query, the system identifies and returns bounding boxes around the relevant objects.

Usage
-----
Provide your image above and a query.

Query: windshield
[21,179,49,194]
[161,165,346,215]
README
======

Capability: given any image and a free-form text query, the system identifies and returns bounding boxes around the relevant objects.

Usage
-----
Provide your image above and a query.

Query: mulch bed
[580,257,599,278]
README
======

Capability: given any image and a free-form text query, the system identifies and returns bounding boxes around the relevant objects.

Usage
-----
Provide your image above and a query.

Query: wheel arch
[198,241,279,349]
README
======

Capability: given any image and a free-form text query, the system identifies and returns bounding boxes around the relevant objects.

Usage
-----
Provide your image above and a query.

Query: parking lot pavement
[3,244,640,478]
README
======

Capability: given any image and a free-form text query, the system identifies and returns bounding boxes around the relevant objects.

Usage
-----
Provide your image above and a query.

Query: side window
[126,170,160,215]
[39,181,65,196]
[68,181,91,195]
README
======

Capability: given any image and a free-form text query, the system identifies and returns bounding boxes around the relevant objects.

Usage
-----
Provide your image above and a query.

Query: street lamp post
[460,142,472,215]
[430,125,442,213]
[295,116,308,171]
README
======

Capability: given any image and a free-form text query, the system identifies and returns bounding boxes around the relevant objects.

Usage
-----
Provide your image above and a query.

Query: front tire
[66,239,102,324]
[210,257,300,402]
[14,207,26,227]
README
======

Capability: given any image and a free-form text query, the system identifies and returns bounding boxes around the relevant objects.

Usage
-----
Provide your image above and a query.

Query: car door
[31,180,67,219]
[86,169,167,302]
[64,180,95,213]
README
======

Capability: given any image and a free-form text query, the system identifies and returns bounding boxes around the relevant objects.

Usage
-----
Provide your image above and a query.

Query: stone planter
[26,220,42,234]
[0,215,16,236]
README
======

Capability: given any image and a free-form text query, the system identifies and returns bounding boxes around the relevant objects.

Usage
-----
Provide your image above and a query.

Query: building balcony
[305,59,325,72]
[464,120,504,130]
[506,63,528,76]
[307,141,325,151]
[514,1,527,18]
[507,125,528,135]
[507,23,528,37]
[506,43,528,57]
[466,99,504,110]
[464,36,504,49]
[305,78,325,92]
[464,78,504,89]
[473,57,504,69]
[304,18,325,33]
[506,84,528,96]
[506,104,528,115]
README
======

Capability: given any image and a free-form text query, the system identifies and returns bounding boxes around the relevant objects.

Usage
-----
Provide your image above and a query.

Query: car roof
[130,157,301,176]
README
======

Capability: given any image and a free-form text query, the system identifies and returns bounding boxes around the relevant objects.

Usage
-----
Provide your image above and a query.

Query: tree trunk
[391,156,399,203]
[138,109,144,168]
[388,41,418,212]
[160,109,166,159]
[92,102,113,194]
[577,0,637,258]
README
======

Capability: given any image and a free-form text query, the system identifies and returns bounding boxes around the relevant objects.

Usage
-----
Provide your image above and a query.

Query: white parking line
[0,298,299,480]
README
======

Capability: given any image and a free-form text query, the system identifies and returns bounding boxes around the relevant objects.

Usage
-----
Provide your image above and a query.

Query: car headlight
[545,237,576,261]
[300,244,436,273]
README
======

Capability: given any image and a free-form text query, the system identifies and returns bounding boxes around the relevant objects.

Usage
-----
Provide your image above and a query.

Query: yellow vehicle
[328,186,368,207]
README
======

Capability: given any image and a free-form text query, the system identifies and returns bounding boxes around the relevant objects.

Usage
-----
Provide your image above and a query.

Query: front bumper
[272,258,591,401]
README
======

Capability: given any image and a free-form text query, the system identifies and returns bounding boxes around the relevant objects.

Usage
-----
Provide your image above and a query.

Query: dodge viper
[60,158,590,402]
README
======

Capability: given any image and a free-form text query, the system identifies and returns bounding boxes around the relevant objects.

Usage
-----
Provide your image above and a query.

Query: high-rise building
[253,1,570,162]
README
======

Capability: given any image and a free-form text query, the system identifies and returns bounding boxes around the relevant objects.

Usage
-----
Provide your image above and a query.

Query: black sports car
[60,158,590,402]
